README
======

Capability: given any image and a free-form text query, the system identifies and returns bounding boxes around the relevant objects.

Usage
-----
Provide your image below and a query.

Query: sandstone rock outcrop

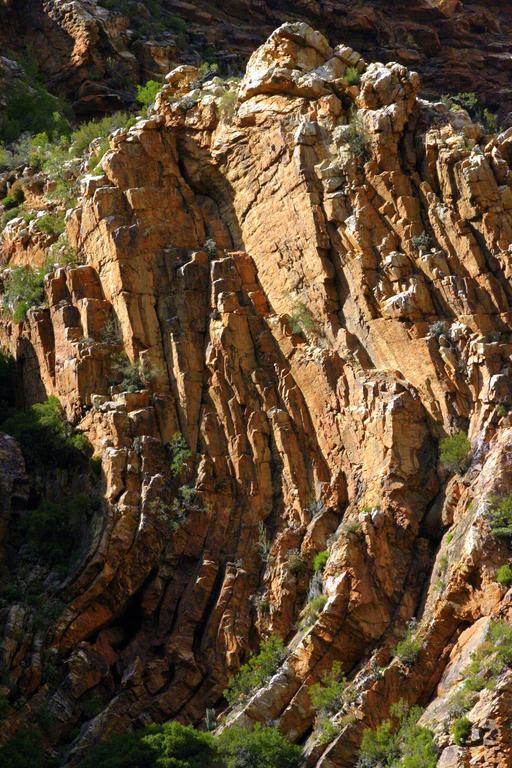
[1,17,512,768]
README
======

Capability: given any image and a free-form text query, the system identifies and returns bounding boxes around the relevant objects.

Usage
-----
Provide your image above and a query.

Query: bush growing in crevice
[309,661,346,744]
[439,431,471,474]
[357,700,438,768]
[343,110,371,162]
[167,432,192,477]
[223,635,287,706]
[313,549,329,573]
[109,352,156,392]
[289,301,318,337]
[496,564,512,585]
[487,494,512,539]
[394,619,421,666]
[286,548,305,576]
[451,716,471,746]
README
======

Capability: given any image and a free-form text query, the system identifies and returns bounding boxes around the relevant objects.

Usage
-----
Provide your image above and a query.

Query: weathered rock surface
[1,17,512,768]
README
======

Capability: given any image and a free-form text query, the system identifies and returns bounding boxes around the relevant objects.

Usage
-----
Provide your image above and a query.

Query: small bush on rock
[394,620,421,666]
[439,432,471,474]
[223,636,287,705]
[496,564,512,586]
[487,495,512,539]
[357,701,438,768]
[218,724,302,768]
[451,716,471,746]
[136,80,161,112]
[313,550,329,572]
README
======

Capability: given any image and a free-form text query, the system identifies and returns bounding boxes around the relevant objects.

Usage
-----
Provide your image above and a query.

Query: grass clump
[451,716,471,746]
[301,594,327,627]
[496,564,512,586]
[223,635,287,705]
[487,495,512,539]
[357,700,437,768]
[313,549,329,573]
[344,111,371,162]
[439,432,471,474]
[1,396,89,471]
[394,620,421,666]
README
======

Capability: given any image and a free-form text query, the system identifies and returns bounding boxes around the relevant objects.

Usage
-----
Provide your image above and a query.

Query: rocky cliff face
[1,12,512,768]
[1,1,512,119]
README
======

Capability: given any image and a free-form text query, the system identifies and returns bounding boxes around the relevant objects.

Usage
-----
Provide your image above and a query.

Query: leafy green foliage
[1,396,89,471]
[0,77,70,144]
[487,495,512,539]
[439,432,471,474]
[357,701,438,768]
[0,730,57,768]
[218,724,302,768]
[451,717,471,746]
[394,621,421,666]
[167,432,192,477]
[496,564,512,586]
[224,636,287,705]
[345,66,361,85]
[313,550,329,572]
[309,661,346,743]
[2,263,49,321]
[36,211,65,236]
[136,80,161,112]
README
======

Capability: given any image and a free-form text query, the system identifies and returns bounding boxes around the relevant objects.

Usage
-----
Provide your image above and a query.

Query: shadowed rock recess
[1,17,512,768]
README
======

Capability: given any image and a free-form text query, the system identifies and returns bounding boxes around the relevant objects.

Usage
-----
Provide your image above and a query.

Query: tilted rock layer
[1,18,512,768]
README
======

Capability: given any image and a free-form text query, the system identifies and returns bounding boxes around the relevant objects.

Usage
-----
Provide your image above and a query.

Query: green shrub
[224,636,287,705]
[394,621,421,666]
[345,66,361,85]
[439,432,471,474]
[0,77,70,145]
[451,716,471,746]
[310,661,346,719]
[1,396,90,470]
[218,724,301,768]
[37,210,65,236]
[167,432,192,477]
[2,263,50,320]
[136,80,161,112]
[358,701,437,768]
[313,550,329,573]
[109,352,156,392]
[1,207,21,229]
[496,564,512,586]
[0,730,57,768]
[487,495,512,539]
